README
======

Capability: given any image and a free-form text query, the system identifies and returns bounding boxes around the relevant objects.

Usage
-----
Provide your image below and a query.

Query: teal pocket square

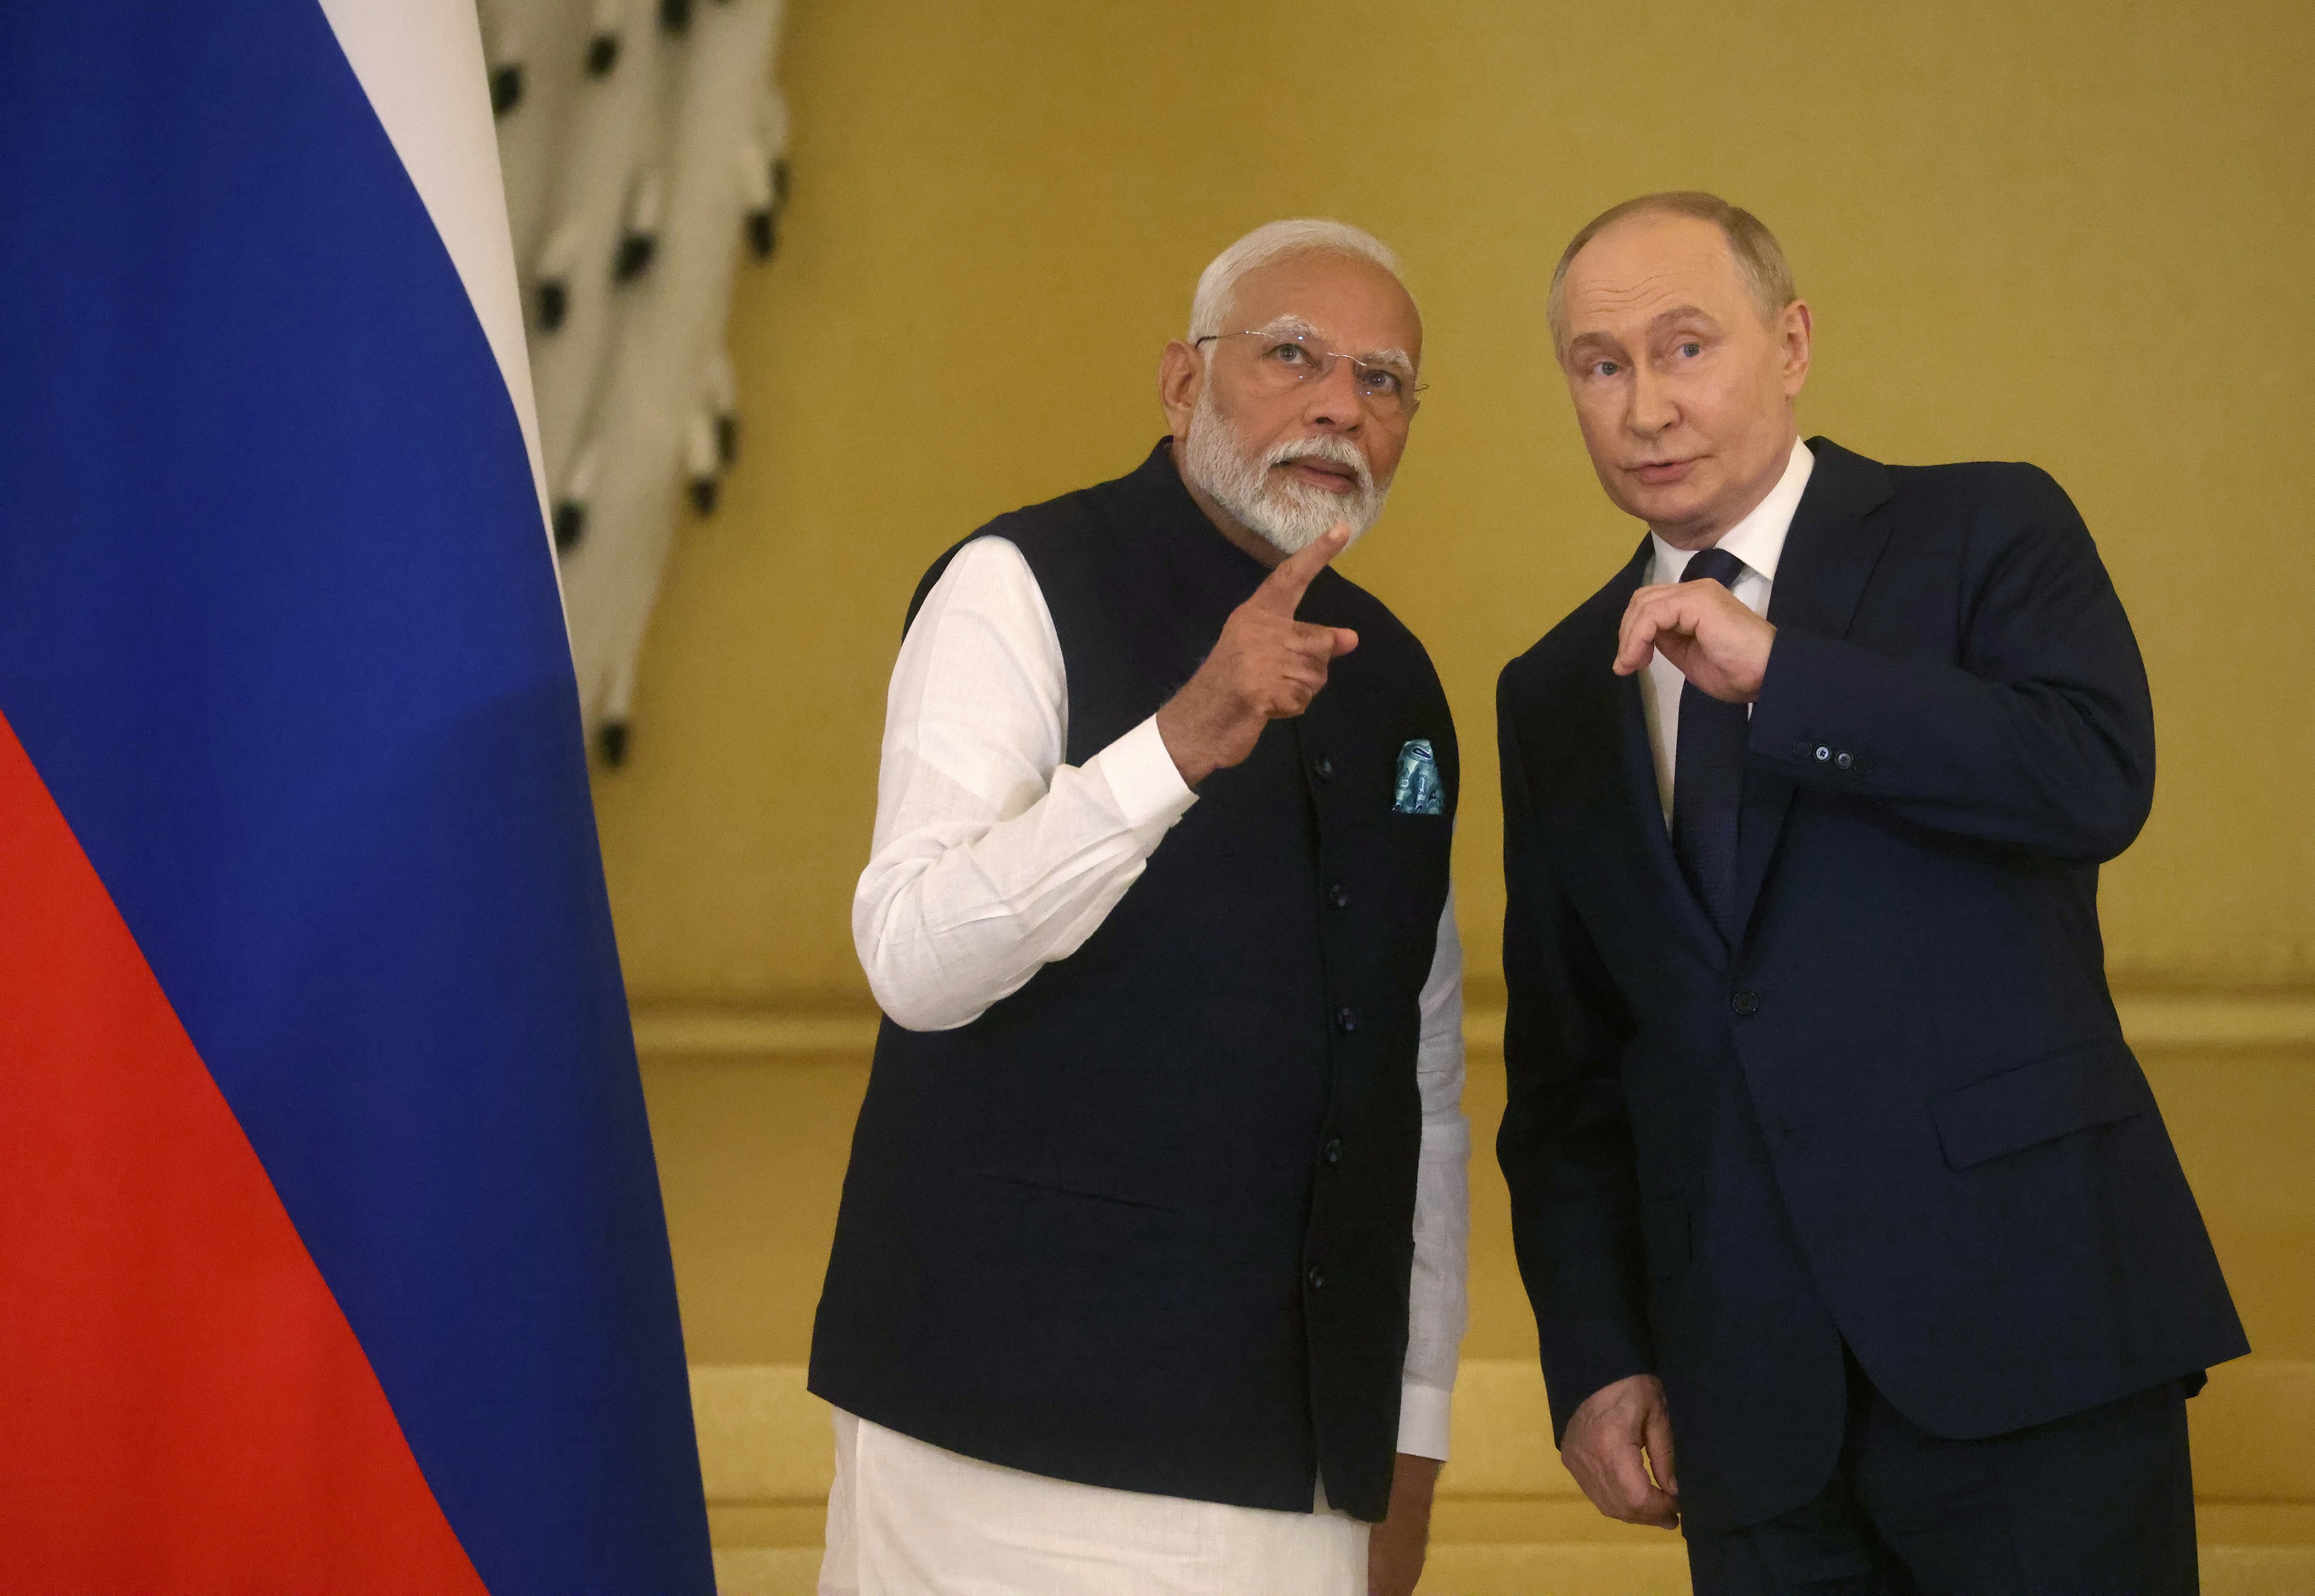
[1393,739,1444,815]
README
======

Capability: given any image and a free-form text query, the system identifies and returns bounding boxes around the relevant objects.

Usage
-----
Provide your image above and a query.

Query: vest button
[1313,755,1335,781]
[1322,1138,1343,1167]
[1328,882,1351,909]
[1732,990,1760,1017]
[1306,1265,1326,1292]
[1335,1005,1357,1034]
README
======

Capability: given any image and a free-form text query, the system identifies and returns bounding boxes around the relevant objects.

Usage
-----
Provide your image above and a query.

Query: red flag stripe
[0,708,488,1593]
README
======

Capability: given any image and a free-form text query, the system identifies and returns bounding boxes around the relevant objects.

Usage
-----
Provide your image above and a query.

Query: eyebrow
[1247,315,1415,371]
[1566,303,1724,354]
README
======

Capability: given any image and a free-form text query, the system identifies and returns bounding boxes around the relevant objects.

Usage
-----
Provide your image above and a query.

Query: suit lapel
[1729,437,1898,942]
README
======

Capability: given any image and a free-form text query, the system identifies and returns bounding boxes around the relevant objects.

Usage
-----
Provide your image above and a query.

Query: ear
[1779,299,1813,397]
[1158,339,1205,440]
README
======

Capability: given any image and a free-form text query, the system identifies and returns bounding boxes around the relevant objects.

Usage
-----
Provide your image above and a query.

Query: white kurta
[820,1412,1368,1596]
[823,535,1471,1593]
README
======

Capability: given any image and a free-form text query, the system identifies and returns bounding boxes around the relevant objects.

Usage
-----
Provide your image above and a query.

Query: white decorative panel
[481,0,788,763]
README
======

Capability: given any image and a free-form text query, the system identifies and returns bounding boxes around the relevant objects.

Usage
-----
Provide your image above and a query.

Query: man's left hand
[1368,1452,1442,1596]
[1612,579,1776,702]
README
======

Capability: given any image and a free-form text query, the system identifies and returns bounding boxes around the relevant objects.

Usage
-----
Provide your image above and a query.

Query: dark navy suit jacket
[1495,437,2247,1533]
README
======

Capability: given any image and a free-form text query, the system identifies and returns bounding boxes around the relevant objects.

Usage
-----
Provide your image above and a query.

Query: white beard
[1180,384,1391,556]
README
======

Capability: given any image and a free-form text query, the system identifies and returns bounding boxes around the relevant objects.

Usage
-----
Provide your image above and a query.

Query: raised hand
[1560,1373,1680,1530]
[1155,523,1360,787]
[1613,578,1776,703]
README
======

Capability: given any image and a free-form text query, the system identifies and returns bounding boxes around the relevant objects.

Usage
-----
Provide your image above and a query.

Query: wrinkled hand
[1612,577,1775,703]
[1561,1373,1679,1529]
[1156,523,1359,786]
[1367,1452,1440,1596]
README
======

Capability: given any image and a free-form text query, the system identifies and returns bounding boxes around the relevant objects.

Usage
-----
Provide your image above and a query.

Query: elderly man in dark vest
[811,220,1469,1595]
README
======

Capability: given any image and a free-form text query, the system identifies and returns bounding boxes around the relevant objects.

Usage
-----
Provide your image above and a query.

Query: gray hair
[1188,219,1403,342]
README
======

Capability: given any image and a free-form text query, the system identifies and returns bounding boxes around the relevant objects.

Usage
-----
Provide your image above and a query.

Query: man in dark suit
[1495,191,2247,1593]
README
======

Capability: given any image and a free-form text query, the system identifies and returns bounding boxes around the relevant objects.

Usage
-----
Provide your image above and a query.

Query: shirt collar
[1649,436,1815,585]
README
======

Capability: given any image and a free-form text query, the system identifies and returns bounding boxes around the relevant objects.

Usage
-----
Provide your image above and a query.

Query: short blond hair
[1546,192,1795,348]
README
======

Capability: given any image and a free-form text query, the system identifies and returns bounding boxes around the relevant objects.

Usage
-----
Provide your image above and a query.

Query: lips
[1630,457,1699,485]
[1279,456,1359,492]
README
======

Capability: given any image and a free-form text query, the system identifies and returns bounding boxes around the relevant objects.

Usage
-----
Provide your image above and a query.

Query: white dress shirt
[1640,437,1816,825]
[853,534,1470,1461]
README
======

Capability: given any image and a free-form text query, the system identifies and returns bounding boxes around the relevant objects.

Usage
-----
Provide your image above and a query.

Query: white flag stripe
[313,0,553,549]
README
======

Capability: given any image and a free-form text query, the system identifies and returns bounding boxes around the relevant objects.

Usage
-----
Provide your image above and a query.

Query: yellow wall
[590,2,2315,1586]
[595,0,2315,1006]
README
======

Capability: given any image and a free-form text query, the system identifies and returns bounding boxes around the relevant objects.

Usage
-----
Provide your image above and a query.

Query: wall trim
[634,1008,882,1060]
[692,1356,2315,1510]
[635,990,2315,1062]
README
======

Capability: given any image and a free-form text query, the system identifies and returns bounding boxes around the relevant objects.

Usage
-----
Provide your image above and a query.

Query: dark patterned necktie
[1669,547,1749,942]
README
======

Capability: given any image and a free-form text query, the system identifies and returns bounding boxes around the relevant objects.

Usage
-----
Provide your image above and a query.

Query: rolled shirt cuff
[1092,714,1198,831]
[1396,1381,1452,1461]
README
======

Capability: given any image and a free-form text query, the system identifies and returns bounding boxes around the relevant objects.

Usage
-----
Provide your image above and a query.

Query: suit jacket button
[1732,990,1760,1017]
[1329,882,1352,909]
[1815,745,1832,762]
[1313,755,1335,780]
[1306,1265,1326,1291]
[1335,1005,1357,1033]
[1835,751,1854,771]
[1322,1138,1343,1167]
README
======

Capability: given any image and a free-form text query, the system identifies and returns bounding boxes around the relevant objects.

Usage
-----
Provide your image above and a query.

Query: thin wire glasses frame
[1193,328,1426,419]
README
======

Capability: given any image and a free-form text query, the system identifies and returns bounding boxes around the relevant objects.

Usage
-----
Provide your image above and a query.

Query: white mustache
[1263,435,1374,495]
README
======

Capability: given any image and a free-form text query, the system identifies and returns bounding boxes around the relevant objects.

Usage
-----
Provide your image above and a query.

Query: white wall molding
[637,989,2315,1064]
[690,1356,2315,1510]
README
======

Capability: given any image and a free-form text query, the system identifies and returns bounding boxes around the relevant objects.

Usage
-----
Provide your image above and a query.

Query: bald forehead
[1224,251,1423,363]
[1558,213,1769,349]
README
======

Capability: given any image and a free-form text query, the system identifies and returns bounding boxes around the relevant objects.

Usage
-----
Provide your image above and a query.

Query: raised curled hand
[1156,523,1360,787]
[1560,1373,1680,1530]
[1612,578,1776,703]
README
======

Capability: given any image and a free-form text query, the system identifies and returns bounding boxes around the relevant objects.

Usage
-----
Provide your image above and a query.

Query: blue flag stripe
[0,5,711,1590]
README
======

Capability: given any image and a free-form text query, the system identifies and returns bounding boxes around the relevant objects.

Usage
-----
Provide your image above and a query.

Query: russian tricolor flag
[0,3,712,1590]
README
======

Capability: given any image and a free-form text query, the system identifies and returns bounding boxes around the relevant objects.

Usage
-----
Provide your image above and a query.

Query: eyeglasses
[1193,328,1424,420]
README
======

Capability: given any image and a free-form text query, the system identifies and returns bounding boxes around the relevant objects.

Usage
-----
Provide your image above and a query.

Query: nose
[1629,363,1678,437]
[1298,356,1365,432]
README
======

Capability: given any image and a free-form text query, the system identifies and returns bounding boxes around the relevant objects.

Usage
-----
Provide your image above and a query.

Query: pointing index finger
[1248,522,1351,616]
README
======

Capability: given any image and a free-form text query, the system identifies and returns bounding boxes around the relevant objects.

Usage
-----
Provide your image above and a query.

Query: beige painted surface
[685,1351,2315,1593]
[592,0,2315,1006]
[644,1022,2315,1370]
[598,1,2315,1588]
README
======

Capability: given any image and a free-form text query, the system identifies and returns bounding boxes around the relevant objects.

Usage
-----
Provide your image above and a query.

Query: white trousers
[817,1410,1369,1596]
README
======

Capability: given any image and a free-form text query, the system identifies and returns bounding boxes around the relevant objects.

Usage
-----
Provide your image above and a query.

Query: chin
[1617,485,1698,527]
[1620,474,1718,530]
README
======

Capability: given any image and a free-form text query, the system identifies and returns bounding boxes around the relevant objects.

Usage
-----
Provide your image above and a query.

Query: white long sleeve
[853,532,1468,1459]
[853,537,1198,1030]
[1398,892,1470,1460]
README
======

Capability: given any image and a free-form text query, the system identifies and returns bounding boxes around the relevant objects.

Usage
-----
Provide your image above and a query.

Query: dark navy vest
[809,441,1457,1521]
